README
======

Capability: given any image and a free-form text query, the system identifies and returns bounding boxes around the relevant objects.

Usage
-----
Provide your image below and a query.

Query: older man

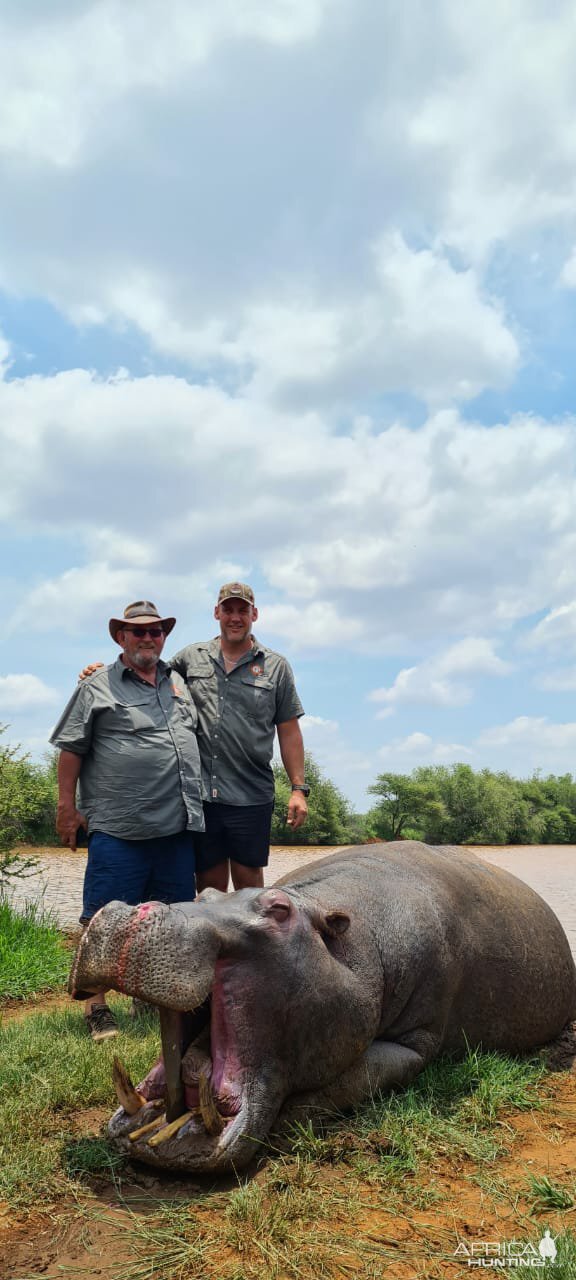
[51,601,204,1041]
[169,582,308,892]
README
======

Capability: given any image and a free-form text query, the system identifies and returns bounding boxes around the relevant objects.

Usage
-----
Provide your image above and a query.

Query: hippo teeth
[112,1056,147,1115]
[159,1007,187,1123]
[198,1071,225,1136]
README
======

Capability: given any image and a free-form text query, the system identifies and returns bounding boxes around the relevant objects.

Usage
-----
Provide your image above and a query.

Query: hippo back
[275,841,576,1056]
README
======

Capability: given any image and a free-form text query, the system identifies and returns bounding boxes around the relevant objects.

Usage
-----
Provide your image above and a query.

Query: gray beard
[131,649,160,671]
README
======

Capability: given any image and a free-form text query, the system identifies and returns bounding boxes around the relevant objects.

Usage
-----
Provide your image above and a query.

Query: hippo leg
[277,1040,426,1128]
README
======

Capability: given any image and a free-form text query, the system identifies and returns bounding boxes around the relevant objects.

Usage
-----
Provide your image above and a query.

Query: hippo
[69,842,576,1172]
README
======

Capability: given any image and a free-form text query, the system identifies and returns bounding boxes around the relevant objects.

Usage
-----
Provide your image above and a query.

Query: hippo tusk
[159,1007,187,1123]
[129,1113,167,1141]
[198,1072,225,1136]
[148,1110,196,1146]
[112,1056,147,1115]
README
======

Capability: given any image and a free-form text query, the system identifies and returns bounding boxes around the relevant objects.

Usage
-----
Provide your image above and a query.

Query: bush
[0,727,58,881]
[272,752,360,845]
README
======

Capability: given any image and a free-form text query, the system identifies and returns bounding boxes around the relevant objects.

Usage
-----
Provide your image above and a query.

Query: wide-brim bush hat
[109,601,176,643]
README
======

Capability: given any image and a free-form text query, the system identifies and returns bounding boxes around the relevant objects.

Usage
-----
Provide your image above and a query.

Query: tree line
[2,727,576,864]
[366,764,576,845]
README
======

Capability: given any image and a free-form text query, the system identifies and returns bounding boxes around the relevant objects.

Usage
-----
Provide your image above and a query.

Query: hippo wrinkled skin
[70,842,576,1172]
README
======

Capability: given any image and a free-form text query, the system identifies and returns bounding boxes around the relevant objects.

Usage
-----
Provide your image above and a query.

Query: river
[4,843,576,960]
[267,843,576,961]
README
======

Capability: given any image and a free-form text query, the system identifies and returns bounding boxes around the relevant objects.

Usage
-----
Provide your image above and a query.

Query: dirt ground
[2,1034,575,1280]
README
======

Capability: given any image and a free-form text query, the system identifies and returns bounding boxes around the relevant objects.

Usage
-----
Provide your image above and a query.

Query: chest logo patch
[250,663,263,676]
[171,684,182,696]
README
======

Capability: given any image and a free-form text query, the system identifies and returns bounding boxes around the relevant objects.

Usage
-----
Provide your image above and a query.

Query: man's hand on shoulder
[56,804,87,851]
[78,662,104,681]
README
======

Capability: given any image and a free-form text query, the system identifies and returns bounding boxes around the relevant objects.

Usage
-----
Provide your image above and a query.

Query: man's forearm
[56,751,86,849]
[277,720,305,783]
[57,750,83,803]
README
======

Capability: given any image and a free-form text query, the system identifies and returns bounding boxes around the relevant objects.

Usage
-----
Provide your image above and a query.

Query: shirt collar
[116,655,170,681]
[205,634,265,665]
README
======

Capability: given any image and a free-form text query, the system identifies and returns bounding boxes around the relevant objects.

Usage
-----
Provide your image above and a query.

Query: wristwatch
[291,783,310,797]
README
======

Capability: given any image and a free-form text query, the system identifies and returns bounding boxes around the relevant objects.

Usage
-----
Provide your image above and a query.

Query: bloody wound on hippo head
[69,842,576,1173]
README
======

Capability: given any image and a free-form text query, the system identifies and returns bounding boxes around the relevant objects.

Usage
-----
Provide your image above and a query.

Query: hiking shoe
[85,1005,119,1042]
[129,998,158,1019]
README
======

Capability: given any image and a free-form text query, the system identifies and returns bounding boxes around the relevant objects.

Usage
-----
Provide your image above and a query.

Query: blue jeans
[81,830,196,923]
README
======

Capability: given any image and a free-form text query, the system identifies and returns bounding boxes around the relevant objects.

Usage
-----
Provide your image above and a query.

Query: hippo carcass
[69,842,576,1172]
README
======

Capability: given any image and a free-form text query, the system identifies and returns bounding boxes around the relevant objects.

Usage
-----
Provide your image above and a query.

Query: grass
[0,998,160,1206]
[2,900,574,1280]
[545,1230,576,1278]
[528,1173,575,1212]
[1,1014,573,1280]
[0,893,71,1000]
[286,1048,545,1191]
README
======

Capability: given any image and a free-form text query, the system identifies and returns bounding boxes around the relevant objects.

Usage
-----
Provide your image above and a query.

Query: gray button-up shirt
[170,636,304,806]
[50,658,205,839]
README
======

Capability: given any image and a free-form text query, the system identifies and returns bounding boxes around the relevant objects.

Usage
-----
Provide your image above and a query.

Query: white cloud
[559,247,576,288]
[0,0,335,166]
[401,1,576,259]
[2,367,576,648]
[377,731,473,766]
[526,601,576,651]
[370,637,510,714]
[537,668,576,692]
[300,714,339,732]
[0,331,11,378]
[64,233,519,409]
[0,674,59,712]
[477,716,576,750]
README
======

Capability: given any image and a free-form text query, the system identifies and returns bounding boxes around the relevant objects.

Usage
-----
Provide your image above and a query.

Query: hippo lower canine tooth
[198,1072,225,1136]
[112,1056,146,1115]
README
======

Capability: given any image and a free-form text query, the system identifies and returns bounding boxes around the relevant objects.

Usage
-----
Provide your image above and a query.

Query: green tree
[366,772,443,841]
[0,729,59,881]
[272,752,353,844]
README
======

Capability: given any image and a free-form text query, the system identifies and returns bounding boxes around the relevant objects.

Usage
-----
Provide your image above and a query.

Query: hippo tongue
[159,1007,186,1122]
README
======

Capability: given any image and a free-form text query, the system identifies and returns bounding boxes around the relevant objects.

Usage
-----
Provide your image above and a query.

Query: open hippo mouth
[107,991,246,1167]
[69,894,292,1171]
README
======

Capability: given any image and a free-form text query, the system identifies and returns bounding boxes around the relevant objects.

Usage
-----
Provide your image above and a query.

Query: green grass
[0,998,160,1205]
[543,1230,576,1279]
[286,1048,544,1190]
[1,1009,570,1280]
[0,894,71,1000]
[528,1173,575,1212]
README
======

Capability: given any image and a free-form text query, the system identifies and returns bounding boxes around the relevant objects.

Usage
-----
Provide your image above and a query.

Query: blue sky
[2,0,576,810]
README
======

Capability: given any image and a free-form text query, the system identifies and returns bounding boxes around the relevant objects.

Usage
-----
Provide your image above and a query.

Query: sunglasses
[124,625,164,638]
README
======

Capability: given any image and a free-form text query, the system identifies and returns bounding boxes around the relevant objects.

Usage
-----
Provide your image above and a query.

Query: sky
[2,0,576,811]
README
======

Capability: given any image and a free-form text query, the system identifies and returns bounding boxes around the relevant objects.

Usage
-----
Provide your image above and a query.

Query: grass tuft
[528,1173,575,1212]
[0,895,70,1000]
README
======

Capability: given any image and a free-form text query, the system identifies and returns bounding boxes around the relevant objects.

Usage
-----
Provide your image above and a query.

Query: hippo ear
[320,910,350,938]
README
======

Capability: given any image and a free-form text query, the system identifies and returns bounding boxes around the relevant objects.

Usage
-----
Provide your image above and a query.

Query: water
[270,844,576,959]
[471,844,576,961]
[4,843,576,960]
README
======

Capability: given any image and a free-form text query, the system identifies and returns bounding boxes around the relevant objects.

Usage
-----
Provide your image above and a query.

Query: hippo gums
[69,842,576,1173]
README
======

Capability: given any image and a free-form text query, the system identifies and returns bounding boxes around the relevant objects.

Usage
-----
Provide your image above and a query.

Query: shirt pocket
[187,672,215,711]
[112,692,156,734]
[239,677,275,721]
